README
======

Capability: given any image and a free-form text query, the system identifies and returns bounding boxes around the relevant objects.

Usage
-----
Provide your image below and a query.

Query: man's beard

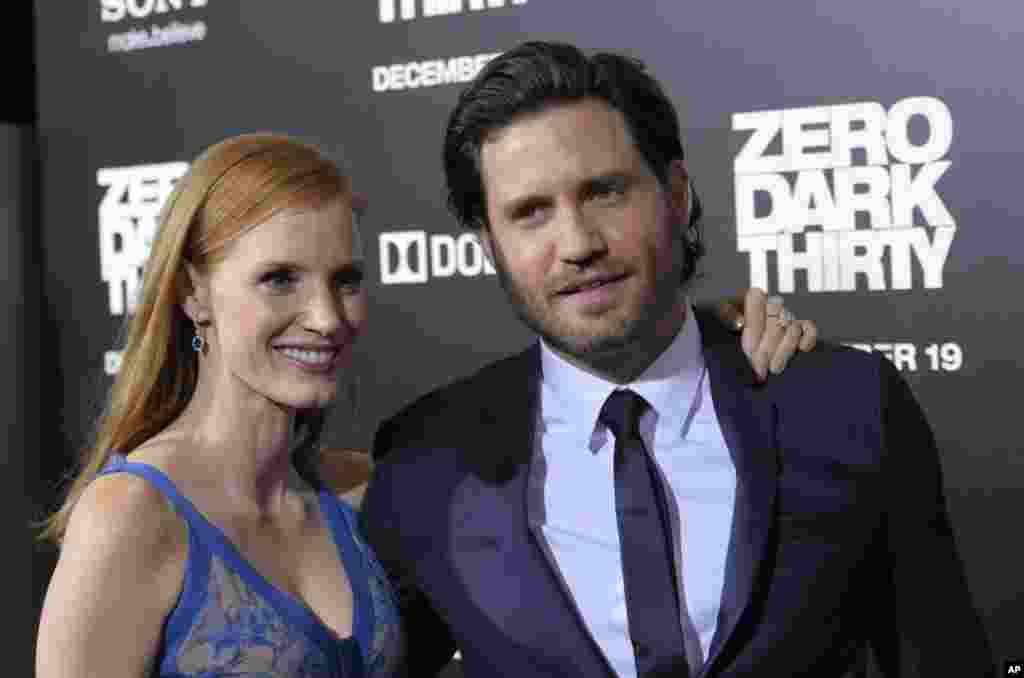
[488,242,682,368]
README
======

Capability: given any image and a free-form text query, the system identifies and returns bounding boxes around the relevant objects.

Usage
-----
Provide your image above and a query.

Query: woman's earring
[192,323,207,354]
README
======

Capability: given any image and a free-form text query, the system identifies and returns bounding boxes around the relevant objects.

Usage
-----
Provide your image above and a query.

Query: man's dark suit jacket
[363,308,993,677]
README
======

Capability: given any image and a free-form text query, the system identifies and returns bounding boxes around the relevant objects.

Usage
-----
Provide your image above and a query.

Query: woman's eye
[261,270,298,290]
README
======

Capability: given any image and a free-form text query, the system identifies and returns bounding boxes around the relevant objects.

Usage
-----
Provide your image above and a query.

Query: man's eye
[587,181,626,202]
[511,201,551,225]
[336,270,364,292]
[521,206,548,222]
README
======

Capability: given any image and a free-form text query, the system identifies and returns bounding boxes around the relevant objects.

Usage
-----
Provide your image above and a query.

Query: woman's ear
[181,261,211,325]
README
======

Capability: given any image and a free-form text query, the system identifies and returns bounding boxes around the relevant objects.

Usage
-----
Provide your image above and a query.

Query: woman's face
[197,197,366,411]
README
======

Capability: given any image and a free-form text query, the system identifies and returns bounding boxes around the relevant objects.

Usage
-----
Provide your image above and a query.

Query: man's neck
[549,302,688,385]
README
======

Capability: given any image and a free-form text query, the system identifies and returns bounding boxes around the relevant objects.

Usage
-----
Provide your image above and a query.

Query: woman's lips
[275,346,342,373]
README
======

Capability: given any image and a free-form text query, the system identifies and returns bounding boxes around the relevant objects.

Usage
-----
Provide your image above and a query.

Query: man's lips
[556,273,628,296]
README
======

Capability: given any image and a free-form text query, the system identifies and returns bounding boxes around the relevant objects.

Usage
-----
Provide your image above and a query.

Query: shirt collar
[539,303,705,448]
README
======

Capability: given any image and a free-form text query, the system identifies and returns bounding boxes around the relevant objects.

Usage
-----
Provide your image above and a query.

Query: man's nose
[557,206,608,265]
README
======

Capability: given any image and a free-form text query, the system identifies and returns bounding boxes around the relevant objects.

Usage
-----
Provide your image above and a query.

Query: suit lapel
[451,344,615,676]
[695,310,779,676]
[520,350,620,677]
[451,314,778,676]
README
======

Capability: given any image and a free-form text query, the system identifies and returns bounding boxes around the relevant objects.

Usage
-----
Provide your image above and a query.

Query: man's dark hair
[443,40,704,284]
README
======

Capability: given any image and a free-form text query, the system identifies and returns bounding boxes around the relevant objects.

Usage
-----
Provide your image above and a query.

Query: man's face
[478,97,690,376]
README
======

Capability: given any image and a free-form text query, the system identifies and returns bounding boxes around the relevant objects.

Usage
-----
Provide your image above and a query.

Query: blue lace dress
[98,455,405,677]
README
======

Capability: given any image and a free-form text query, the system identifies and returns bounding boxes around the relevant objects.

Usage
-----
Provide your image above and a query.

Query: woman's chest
[214,511,356,640]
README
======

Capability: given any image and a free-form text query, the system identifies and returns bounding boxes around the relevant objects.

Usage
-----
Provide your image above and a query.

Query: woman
[36,133,813,677]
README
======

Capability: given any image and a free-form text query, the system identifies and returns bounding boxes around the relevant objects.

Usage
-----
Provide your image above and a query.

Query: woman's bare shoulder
[65,466,185,563]
[37,453,187,677]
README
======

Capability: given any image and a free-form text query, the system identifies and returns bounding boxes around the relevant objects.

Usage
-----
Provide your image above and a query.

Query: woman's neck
[169,366,302,517]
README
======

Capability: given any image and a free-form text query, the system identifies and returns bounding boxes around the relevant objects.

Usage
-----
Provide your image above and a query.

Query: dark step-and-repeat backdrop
[32,0,1022,669]
[4,123,36,677]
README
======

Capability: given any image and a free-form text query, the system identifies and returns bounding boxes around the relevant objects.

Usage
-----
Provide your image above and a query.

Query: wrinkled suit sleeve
[869,358,994,676]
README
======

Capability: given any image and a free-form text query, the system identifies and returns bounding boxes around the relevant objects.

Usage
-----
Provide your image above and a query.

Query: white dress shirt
[534,307,737,677]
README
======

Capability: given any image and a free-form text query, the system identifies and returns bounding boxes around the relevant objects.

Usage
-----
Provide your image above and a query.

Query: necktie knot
[599,389,649,440]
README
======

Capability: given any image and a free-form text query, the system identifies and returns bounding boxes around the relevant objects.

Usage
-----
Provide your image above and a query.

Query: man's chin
[542,328,635,363]
[515,304,640,361]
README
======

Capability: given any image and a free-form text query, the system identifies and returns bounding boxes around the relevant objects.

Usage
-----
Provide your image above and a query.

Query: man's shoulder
[372,344,538,459]
[765,339,892,396]
[789,339,886,371]
[740,339,912,427]
[694,306,890,390]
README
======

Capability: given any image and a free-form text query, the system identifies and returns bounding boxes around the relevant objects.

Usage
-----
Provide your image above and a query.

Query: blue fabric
[97,455,404,677]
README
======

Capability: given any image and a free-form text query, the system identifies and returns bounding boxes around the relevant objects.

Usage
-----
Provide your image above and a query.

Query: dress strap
[320,493,376,665]
[97,453,207,526]
[96,454,214,674]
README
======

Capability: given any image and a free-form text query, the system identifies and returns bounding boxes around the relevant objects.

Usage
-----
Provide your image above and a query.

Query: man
[363,42,992,677]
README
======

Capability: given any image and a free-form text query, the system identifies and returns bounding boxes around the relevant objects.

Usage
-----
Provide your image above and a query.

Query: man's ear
[666,159,691,224]
[475,224,496,267]
[180,261,211,325]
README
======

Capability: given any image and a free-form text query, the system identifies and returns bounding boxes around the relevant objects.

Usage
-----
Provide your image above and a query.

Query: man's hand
[715,288,818,382]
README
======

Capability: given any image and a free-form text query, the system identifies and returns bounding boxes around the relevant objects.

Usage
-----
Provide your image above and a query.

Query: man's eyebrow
[498,170,632,219]
[333,262,365,282]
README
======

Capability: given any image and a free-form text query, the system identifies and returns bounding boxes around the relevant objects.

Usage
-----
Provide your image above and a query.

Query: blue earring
[192,322,207,354]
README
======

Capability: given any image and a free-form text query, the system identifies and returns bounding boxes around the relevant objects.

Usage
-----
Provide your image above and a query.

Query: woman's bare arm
[36,473,186,678]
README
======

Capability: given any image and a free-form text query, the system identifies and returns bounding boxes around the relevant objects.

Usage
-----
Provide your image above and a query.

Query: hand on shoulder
[714,288,819,381]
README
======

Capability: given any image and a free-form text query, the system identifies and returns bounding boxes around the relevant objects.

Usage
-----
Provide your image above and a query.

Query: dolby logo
[379,230,495,285]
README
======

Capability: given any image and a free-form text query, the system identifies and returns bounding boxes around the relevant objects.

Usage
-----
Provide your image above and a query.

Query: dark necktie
[600,389,691,678]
